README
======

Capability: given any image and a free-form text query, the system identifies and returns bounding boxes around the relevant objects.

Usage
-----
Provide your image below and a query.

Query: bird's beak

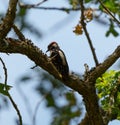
[46,49,49,53]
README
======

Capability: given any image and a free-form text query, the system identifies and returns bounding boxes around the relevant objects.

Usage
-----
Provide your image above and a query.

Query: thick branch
[0,38,119,125]
[0,0,18,39]
[88,45,120,83]
[0,38,85,94]
[82,85,105,125]
[78,113,90,125]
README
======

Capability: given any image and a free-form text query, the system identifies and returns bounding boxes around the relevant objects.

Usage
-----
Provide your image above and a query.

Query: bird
[46,42,69,79]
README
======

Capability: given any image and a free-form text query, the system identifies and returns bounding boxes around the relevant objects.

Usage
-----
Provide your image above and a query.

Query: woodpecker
[46,42,69,78]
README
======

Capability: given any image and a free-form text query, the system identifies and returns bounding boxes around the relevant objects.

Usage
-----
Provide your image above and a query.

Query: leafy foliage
[17,68,82,125]
[69,0,120,37]
[96,70,120,119]
[98,0,120,37]
[106,19,119,37]
[35,69,82,125]
[0,0,120,125]
[69,0,79,9]
[101,0,120,15]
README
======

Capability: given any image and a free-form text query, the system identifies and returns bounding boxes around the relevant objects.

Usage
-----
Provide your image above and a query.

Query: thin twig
[20,5,81,12]
[19,0,48,9]
[33,93,48,125]
[12,25,25,40]
[0,57,23,125]
[0,57,8,86]
[84,63,89,73]
[31,6,80,11]
[31,0,48,7]
[31,65,38,69]
[16,83,33,120]
[7,92,23,125]
[98,0,120,26]
[79,0,99,66]
[19,0,80,12]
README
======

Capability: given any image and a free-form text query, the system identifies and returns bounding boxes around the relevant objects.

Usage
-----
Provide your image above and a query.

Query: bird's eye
[51,46,55,50]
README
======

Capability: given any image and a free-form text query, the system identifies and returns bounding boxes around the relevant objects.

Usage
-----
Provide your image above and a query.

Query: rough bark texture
[0,38,119,125]
[82,85,104,125]
[0,0,18,39]
[0,0,120,125]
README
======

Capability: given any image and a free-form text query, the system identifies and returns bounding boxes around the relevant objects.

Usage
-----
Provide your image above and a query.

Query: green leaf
[0,83,12,96]
[96,70,120,119]
[106,21,119,37]
[69,0,79,9]
[0,83,12,91]
[85,0,91,3]
[66,92,76,105]
[18,8,27,17]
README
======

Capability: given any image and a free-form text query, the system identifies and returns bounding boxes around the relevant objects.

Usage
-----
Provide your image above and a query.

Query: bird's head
[46,41,60,52]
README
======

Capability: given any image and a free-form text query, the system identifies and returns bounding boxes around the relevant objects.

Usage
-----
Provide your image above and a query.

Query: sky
[0,0,120,125]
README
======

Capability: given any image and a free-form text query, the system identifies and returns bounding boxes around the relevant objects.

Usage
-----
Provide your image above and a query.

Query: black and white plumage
[46,42,69,78]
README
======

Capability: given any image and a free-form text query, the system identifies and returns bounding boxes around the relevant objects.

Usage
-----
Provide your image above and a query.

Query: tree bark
[82,84,105,125]
[0,1,119,125]
[0,0,18,39]
[0,38,120,125]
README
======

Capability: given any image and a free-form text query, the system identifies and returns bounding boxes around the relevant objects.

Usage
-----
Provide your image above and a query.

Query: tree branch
[0,57,8,86]
[12,25,25,40]
[97,0,120,26]
[20,5,81,13]
[0,57,22,125]
[0,0,18,39]
[88,45,120,83]
[79,0,99,66]
[33,93,48,125]
[0,37,119,95]
[0,38,85,94]
[19,0,48,9]
[78,113,90,125]
[7,92,23,125]
[0,37,119,125]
